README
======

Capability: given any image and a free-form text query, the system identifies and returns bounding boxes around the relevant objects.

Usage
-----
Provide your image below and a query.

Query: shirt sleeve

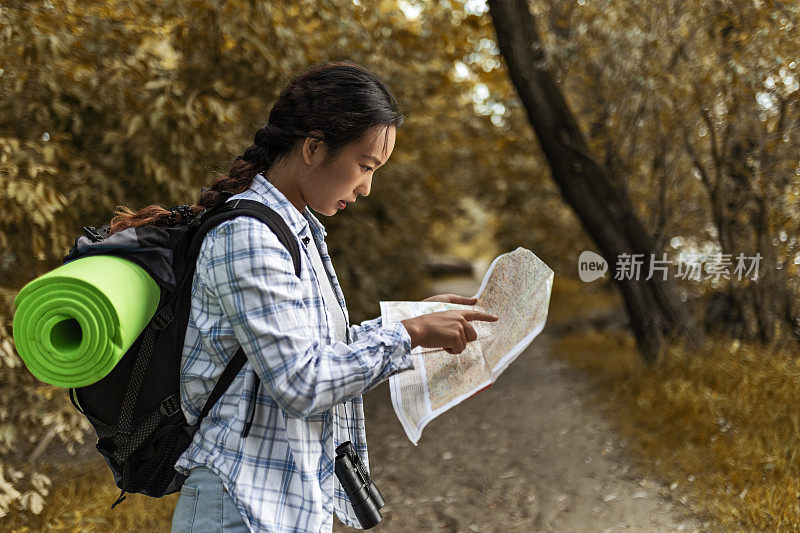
[205,217,414,419]
[349,315,385,344]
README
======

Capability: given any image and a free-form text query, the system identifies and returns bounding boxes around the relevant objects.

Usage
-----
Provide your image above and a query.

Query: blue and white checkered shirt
[175,172,414,532]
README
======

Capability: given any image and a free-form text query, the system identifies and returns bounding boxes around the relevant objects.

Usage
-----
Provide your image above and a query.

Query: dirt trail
[335,267,700,532]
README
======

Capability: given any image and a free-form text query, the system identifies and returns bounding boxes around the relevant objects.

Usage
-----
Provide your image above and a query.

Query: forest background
[1,0,799,529]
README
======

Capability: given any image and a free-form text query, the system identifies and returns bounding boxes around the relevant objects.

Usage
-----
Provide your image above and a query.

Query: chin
[308,203,337,216]
[320,205,338,216]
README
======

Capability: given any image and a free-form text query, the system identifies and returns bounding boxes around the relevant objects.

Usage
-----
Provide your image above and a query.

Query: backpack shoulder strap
[187,197,302,279]
[191,197,304,429]
[198,346,248,422]
[223,199,302,278]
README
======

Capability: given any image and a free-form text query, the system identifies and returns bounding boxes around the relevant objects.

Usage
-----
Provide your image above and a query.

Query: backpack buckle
[82,226,104,242]
[159,394,182,417]
[152,307,174,331]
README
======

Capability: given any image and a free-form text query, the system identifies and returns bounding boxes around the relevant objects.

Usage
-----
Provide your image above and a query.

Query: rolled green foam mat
[12,255,161,388]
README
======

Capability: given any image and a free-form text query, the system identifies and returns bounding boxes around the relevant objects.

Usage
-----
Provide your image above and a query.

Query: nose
[355,175,372,198]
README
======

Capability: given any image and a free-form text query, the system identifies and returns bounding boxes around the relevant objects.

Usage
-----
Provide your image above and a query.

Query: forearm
[253,321,414,418]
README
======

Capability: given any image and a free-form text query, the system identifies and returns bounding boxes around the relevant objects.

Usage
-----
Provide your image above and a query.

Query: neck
[264,166,306,214]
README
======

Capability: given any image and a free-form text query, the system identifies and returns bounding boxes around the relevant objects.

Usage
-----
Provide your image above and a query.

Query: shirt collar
[249,172,327,239]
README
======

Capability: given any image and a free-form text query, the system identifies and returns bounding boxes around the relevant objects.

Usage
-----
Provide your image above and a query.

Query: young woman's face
[298,124,396,216]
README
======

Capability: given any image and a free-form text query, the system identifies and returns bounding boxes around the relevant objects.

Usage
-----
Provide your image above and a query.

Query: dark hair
[108,60,405,234]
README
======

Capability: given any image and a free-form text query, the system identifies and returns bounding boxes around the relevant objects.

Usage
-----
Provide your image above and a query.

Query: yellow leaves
[202,95,235,125]
[221,34,236,52]
[141,153,169,185]
[41,145,56,165]
[18,490,45,515]
[0,136,68,262]
[211,78,236,99]
[2,178,65,231]
[294,17,322,35]
[378,0,400,16]
[138,36,180,70]
[126,115,143,139]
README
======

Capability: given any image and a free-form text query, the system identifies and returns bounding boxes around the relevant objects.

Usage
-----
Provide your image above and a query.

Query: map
[380,247,554,445]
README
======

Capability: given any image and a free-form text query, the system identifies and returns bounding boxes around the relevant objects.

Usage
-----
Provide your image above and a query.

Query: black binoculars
[334,441,385,529]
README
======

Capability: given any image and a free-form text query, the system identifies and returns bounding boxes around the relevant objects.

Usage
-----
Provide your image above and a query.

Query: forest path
[336,265,700,532]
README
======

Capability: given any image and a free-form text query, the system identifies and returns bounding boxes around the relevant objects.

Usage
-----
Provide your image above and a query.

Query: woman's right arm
[204,217,415,419]
[349,315,385,344]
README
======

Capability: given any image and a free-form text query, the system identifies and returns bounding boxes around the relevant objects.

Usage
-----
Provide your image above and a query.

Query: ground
[336,270,699,532]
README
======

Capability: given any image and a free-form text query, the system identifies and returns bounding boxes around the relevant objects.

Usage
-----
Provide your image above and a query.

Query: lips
[338,199,356,209]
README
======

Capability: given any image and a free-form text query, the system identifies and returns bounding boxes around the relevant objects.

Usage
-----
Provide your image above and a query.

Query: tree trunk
[487,0,705,362]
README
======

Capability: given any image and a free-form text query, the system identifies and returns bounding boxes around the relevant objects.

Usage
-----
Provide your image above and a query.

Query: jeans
[171,466,250,532]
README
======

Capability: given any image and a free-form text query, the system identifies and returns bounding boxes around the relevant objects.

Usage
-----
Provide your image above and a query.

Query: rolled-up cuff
[383,321,414,375]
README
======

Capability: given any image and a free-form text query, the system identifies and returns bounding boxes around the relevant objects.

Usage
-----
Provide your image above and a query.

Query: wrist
[400,319,419,349]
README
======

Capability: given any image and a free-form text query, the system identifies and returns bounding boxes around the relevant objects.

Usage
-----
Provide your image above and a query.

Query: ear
[302,130,326,165]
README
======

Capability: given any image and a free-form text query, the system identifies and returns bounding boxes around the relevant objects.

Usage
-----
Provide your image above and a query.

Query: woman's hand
[422,293,478,305]
[401,310,498,354]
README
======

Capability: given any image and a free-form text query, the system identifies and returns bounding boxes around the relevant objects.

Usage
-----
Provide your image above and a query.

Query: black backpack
[63,191,302,507]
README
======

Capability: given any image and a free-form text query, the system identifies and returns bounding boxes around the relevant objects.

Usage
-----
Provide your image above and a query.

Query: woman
[111,60,497,532]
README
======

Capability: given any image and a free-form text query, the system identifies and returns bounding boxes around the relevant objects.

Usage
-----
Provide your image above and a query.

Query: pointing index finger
[459,310,499,322]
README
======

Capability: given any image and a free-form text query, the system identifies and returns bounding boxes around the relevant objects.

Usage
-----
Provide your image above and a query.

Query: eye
[360,165,373,172]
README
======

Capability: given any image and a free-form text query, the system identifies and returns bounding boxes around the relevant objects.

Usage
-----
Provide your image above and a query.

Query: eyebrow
[360,154,383,166]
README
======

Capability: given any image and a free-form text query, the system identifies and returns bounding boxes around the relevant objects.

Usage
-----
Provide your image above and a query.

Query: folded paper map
[380,247,554,445]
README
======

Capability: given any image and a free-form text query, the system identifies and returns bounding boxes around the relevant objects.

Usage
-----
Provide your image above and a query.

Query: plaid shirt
[175,173,414,532]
